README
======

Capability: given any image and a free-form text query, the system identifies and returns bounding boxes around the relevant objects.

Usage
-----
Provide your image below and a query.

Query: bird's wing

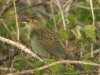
[37,29,73,59]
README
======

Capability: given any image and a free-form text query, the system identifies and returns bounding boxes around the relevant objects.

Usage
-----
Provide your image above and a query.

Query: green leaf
[63,65,75,73]
[32,61,44,68]
[31,61,44,75]
[44,59,63,74]
[46,19,53,28]
[84,25,96,41]
[34,70,44,75]
[55,14,62,24]
[83,65,95,71]
[15,59,26,71]
[67,14,75,27]
[58,29,72,40]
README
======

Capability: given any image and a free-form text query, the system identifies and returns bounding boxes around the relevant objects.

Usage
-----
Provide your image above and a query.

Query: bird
[27,17,74,59]
[27,16,82,70]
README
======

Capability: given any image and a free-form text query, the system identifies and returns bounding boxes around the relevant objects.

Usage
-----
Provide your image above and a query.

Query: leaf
[44,59,63,74]
[58,29,72,40]
[63,65,75,73]
[67,14,75,28]
[31,61,44,75]
[84,25,96,41]
[55,14,62,24]
[15,59,26,71]
[32,61,44,68]
[46,19,53,28]
[83,65,95,71]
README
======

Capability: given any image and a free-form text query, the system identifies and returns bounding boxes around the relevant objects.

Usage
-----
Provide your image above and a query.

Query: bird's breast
[30,35,51,58]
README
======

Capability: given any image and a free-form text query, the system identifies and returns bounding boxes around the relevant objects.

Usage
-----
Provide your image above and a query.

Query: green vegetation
[0,0,100,75]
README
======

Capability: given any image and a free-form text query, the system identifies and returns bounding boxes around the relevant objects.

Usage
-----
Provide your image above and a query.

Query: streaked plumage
[30,28,74,59]
[28,18,74,59]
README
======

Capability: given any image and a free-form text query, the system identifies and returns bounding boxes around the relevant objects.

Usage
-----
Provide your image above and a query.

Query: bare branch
[56,0,66,30]
[0,36,43,61]
[6,60,100,75]
[13,0,19,41]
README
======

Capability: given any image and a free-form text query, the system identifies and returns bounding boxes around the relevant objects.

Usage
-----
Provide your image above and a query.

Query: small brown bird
[28,17,74,59]
[27,16,82,70]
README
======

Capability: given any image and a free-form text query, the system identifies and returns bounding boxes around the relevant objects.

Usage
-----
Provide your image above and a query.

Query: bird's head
[26,17,45,32]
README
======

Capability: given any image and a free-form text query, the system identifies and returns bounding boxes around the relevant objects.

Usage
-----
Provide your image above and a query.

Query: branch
[56,0,66,30]
[13,0,20,40]
[71,3,100,10]
[0,36,43,61]
[6,60,100,75]
[0,0,20,16]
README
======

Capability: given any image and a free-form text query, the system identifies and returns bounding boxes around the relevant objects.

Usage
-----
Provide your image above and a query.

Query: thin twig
[0,19,11,35]
[70,2,100,10]
[50,0,57,32]
[89,0,95,26]
[6,60,100,75]
[0,36,43,61]
[98,51,100,75]
[13,0,19,41]
[56,0,66,30]
[0,0,11,16]
[91,43,94,57]
[86,48,100,56]
[10,56,17,74]
[55,0,68,44]
[80,43,84,57]
[0,66,16,71]
[0,19,15,40]
[0,0,20,17]
[63,0,72,13]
